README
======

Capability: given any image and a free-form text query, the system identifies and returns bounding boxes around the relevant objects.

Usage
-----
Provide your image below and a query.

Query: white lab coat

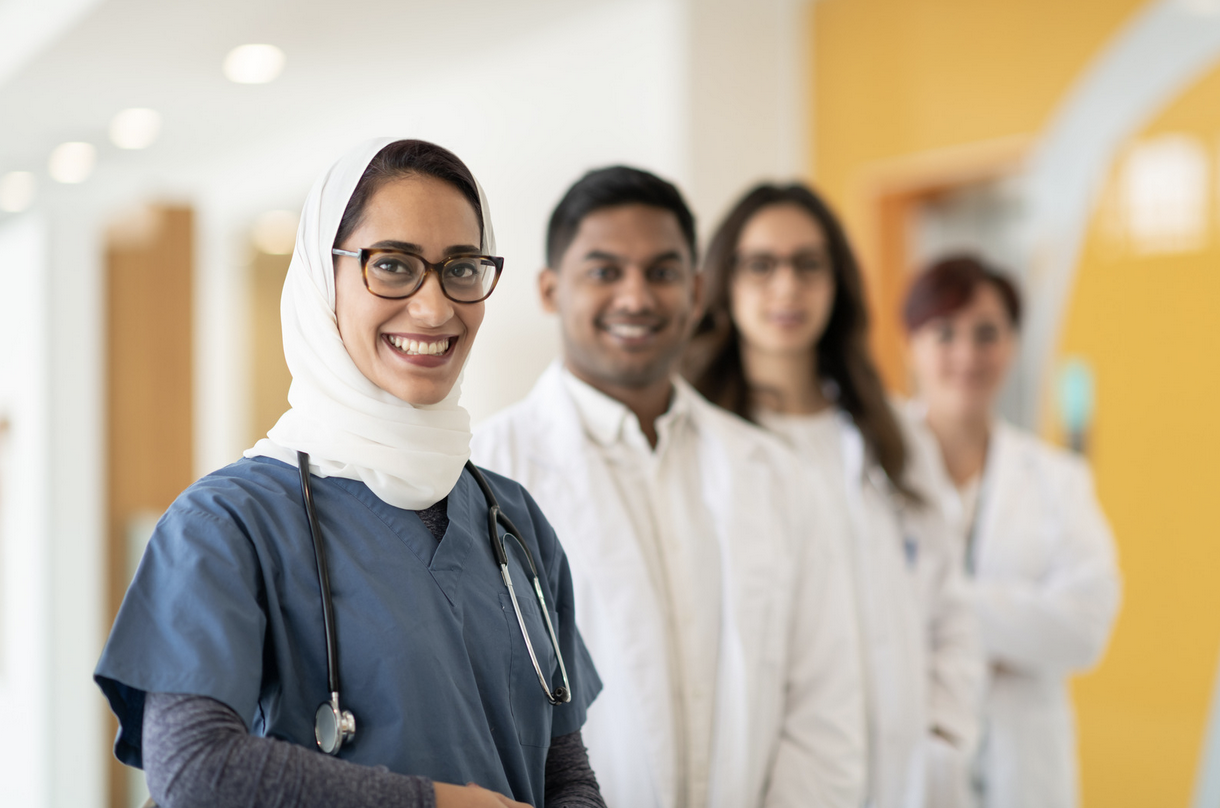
[923,417,1121,808]
[471,363,866,808]
[763,407,983,808]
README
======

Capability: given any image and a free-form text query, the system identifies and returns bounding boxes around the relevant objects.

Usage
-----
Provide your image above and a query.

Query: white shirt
[562,371,721,808]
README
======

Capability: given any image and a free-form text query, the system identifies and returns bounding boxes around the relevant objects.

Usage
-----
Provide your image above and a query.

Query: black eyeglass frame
[731,251,831,283]
[332,247,505,303]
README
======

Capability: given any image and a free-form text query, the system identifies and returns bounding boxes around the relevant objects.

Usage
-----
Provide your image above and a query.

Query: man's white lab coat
[471,364,865,808]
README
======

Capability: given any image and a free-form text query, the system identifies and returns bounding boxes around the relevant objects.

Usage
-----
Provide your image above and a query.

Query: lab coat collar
[559,365,695,454]
[903,400,1018,571]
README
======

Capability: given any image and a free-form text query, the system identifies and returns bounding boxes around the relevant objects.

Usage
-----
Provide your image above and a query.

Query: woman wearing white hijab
[95,139,603,808]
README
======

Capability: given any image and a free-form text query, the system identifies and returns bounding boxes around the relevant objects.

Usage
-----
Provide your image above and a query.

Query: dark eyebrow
[581,249,686,266]
[582,250,625,263]
[368,240,483,256]
[369,240,424,253]
[645,251,685,267]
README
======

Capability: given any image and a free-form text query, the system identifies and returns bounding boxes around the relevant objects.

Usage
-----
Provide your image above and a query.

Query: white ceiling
[0,0,593,214]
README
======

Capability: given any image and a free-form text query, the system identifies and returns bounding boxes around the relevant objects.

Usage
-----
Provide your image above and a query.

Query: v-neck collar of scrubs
[329,470,478,606]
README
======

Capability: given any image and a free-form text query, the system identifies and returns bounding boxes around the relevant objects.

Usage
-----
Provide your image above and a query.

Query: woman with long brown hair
[685,182,981,808]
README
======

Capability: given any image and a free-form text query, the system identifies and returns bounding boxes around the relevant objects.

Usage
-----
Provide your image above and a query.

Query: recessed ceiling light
[252,210,299,255]
[48,142,96,184]
[223,44,285,84]
[110,108,162,150]
[0,171,36,212]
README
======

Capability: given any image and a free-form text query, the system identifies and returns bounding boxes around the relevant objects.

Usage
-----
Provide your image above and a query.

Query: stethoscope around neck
[295,451,572,756]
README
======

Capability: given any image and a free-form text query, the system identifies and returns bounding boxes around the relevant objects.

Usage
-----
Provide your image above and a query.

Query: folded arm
[143,692,603,808]
[974,464,1121,676]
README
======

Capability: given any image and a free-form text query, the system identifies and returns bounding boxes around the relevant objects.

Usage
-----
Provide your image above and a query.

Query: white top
[562,370,721,808]
[759,405,983,808]
[756,408,842,479]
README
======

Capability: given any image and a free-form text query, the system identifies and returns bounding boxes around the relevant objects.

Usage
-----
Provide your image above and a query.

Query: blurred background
[1,0,1218,805]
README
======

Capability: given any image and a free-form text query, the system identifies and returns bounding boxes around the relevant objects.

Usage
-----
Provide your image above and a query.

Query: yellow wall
[811,0,1148,390]
[811,1,1220,805]
[1057,64,1220,806]
[812,0,1147,227]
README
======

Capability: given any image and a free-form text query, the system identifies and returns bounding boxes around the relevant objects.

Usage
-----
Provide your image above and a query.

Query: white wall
[0,207,107,808]
[686,0,811,228]
[46,202,107,808]
[0,213,52,807]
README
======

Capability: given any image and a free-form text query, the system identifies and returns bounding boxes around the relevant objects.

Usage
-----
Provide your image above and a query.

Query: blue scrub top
[95,457,600,806]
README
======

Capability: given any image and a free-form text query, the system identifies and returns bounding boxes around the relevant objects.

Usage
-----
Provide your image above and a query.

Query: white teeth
[607,323,651,339]
[388,336,449,356]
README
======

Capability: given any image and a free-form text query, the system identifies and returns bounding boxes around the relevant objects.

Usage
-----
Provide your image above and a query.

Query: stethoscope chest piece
[315,692,356,755]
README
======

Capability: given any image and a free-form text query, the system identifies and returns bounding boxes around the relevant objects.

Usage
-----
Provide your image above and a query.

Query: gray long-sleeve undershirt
[142,692,605,808]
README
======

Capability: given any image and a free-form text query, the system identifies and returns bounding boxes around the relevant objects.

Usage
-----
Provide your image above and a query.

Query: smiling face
[729,203,836,360]
[907,282,1018,425]
[333,174,484,406]
[539,203,700,394]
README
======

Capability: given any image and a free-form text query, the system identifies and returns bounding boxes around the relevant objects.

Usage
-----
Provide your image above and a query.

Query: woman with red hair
[903,255,1122,808]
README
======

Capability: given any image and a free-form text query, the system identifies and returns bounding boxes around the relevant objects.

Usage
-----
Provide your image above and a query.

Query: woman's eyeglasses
[332,248,505,303]
[733,251,830,284]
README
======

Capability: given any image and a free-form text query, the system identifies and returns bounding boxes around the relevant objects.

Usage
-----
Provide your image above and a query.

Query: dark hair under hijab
[545,165,697,267]
[683,182,917,501]
[334,139,484,249]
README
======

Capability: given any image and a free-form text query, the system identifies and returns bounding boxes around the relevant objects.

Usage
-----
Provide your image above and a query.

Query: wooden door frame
[849,135,1030,393]
[104,205,194,808]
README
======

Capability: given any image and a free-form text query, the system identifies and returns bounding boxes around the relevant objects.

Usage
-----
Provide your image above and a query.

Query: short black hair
[545,166,697,267]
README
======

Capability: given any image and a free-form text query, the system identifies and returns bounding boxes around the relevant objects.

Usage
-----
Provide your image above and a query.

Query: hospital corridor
[0,1,1217,807]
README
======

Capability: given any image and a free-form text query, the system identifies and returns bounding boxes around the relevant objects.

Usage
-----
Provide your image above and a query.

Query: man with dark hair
[473,166,865,808]
[545,165,698,267]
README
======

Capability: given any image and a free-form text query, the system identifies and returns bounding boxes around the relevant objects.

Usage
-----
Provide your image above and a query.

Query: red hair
[903,254,1022,333]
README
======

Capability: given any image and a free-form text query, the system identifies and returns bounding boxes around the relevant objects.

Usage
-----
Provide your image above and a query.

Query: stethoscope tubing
[297,451,342,696]
[466,461,572,706]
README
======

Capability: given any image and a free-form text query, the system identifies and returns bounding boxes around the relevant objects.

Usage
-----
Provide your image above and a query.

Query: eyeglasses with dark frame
[733,251,830,285]
[332,247,505,303]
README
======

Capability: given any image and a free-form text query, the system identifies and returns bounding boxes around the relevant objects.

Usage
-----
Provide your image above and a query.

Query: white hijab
[246,137,496,510]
